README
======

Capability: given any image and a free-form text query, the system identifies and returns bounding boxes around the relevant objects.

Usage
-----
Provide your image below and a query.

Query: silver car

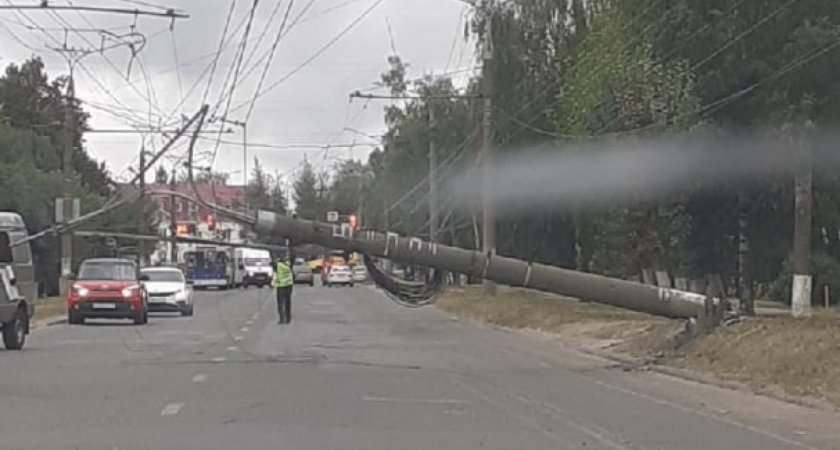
[293,258,314,286]
[141,267,194,316]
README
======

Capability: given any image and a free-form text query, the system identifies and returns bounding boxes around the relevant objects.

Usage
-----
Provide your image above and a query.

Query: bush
[768,252,840,306]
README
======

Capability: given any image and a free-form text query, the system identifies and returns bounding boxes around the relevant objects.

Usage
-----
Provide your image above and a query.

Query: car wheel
[134,308,148,325]
[181,304,194,317]
[68,311,84,325]
[2,306,27,350]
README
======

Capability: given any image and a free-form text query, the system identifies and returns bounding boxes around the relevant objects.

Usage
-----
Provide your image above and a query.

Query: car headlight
[247,270,255,277]
[121,285,141,298]
[71,284,89,297]
[175,288,189,300]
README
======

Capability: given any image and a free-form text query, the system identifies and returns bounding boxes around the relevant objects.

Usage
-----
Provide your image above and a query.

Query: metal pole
[480,15,496,297]
[429,105,439,243]
[243,122,248,187]
[170,169,178,264]
[791,122,813,317]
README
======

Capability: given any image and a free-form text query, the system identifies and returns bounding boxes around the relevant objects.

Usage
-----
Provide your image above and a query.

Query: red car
[67,258,149,325]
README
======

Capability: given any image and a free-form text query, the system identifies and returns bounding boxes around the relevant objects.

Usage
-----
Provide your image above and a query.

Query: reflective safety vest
[271,261,293,288]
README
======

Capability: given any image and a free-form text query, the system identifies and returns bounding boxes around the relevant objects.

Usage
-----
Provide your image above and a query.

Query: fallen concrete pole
[255,211,719,323]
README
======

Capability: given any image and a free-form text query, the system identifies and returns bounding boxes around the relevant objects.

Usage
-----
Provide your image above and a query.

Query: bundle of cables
[362,254,445,308]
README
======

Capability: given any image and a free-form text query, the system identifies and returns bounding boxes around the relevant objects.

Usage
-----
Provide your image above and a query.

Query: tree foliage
[0,57,157,295]
[289,1,840,306]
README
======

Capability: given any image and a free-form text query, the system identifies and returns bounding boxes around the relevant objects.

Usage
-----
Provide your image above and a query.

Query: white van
[0,212,35,350]
[233,247,273,288]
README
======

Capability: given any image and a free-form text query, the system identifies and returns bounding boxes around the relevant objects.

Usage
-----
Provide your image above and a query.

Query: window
[0,232,12,263]
[140,270,184,283]
[9,232,30,264]
[77,261,137,281]
[176,200,184,213]
[189,202,198,213]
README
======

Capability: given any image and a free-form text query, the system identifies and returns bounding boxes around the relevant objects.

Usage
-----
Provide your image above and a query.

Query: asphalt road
[1,282,838,450]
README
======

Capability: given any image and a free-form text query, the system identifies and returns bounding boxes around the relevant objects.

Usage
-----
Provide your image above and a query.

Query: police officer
[271,256,294,324]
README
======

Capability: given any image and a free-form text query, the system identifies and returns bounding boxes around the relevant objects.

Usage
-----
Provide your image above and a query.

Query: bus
[183,247,233,289]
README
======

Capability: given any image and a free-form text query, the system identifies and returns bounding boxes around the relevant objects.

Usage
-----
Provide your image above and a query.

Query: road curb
[31,314,67,331]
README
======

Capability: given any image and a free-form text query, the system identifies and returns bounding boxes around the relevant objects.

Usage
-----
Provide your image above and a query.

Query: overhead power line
[0,3,188,18]
[231,0,387,114]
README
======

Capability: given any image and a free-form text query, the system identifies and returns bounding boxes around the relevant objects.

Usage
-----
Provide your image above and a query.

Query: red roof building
[147,182,246,223]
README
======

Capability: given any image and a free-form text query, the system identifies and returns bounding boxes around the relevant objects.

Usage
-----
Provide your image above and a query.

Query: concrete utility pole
[480,15,496,297]
[255,211,720,326]
[791,122,814,318]
[428,105,439,243]
[59,70,76,295]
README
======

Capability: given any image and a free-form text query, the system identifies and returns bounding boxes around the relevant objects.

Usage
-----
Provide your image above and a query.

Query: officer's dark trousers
[275,286,292,323]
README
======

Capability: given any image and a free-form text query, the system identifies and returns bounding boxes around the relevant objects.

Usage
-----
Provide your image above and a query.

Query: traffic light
[206,214,216,231]
[348,214,358,230]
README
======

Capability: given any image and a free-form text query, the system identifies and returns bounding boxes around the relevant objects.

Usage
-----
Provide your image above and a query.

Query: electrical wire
[243,0,295,123]
[208,0,261,171]
[230,0,387,114]
[200,0,237,108]
[169,26,183,99]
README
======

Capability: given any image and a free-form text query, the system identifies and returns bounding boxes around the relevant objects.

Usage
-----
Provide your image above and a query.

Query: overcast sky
[0,0,475,187]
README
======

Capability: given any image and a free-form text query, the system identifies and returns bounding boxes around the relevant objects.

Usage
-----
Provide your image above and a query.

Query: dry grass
[438,286,840,406]
[437,286,680,356]
[32,296,66,322]
[667,311,840,405]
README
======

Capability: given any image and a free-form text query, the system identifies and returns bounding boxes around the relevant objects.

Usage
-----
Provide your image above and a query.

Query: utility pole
[170,168,178,264]
[428,105,439,243]
[139,144,147,190]
[480,14,496,297]
[59,69,76,295]
[791,121,814,317]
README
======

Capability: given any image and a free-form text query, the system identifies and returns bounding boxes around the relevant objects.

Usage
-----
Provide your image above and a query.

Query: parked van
[0,212,35,350]
[232,247,273,288]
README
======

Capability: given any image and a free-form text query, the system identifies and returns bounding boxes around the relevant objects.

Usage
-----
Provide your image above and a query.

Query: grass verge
[438,286,840,407]
[32,296,66,322]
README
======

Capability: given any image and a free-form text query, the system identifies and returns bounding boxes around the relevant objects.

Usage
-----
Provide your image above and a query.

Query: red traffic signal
[348,214,358,230]
[206,214,216,231]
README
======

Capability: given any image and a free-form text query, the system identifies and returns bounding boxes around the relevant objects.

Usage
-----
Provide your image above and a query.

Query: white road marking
[192,374,208,383]
[362,396,470,405]
[246,320,254,325]
[234,335,244,341]
[240,327,249,332]
[226,346,238,352]
[160,403,184,416]
[251,313,260,320]
[212,357,226,363]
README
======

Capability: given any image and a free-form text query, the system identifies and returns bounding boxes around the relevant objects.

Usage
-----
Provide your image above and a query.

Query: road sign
[327,211,339,222]
[54,198,80,223]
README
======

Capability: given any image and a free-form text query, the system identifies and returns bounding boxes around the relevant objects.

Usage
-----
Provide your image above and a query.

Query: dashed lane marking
[240,327,249,332]
[226,346,238,352]
[212,357,226,363]
[361,396,470,405]
[192,374,208,383]
[234,335,244,341]
[160,403,184,416]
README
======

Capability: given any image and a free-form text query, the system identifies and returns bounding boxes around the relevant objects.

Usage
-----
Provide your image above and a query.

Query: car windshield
[77,262,136,281]
[141,270,184,283]
[244,258,270,266]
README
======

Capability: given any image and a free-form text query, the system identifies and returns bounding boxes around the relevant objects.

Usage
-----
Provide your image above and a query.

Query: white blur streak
[449,131,838,212]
